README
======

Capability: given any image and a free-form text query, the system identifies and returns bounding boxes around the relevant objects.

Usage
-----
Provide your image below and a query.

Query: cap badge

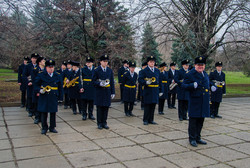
[50,60,52,63]
[199,57,202,60]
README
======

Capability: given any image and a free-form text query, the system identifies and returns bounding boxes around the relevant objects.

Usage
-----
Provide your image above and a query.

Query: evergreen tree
[141,23,162,64]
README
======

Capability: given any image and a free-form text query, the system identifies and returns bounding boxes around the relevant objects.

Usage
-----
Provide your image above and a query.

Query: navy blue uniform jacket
[159,71,169,99]
[22,63,37,98]
[80,66,96,100]
[182,69,210,118]
[92,66,115,107]
[118,66,127,83]
[35,71,63,113]
[122,71,138,102]
[18,64,27,91]
[138,66,162,104]
[209,70,226,102]
[32,67,45,103]
[68,70,81,99]
[175,68,189,100]
[168,69,178,94]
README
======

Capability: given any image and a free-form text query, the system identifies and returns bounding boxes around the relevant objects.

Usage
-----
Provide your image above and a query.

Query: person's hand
[100,82,106,87]
[80,88,84,93]
[28,82,32,86]
[159,93,163,97]
[66,79,69,83]
[18,83,21,86]
[40,89,45,94]
[111,94,115,99]
[146,80,152,85]
[223,94,226,96]
[194,82,198,88]
[36,93,40,97]
[211,86,217,92]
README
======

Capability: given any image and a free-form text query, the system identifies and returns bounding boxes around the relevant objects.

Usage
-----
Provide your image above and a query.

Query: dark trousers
[167,93,176,107]
[158,98,166,112]
[33,103,41,121]
[143,103,156,122]
[41,112,56,131]
[27,97,34,113]
[21,90,26,106]
[137,84,141,101]
[96,106,109,126]
[64,93,70,106]
[188,117,204,141]
[178,100,188,119]
[211,101,220,116]
[82,99,94,116]
[124,102,134,114]
[71,98,82,113]
[141,96,144,109]
[120,84,124,102]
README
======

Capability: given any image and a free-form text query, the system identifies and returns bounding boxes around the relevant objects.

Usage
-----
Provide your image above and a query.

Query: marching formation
[18,53,226,147]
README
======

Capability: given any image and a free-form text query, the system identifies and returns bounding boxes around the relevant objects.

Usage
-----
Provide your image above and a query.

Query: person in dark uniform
[63,60,73,109]
[22,53,39,116]
[118,60,129,103]
[182,56,210,147]
[138,56,162,125]
[137,62,147,110]
[158,62,169,115]
[167,62,178,109]
[209,62,226,119]
[35,59,63,134]
[57,60,67,106]
[122,61,138,117]
[80,57,96,120]
[92,54,115,129]
[18,56,30,108]
[33,56,46,124]
[68,61,82,115]
[175,59,190,121]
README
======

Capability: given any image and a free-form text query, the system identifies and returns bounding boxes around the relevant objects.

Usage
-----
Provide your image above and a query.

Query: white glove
[159,93,163,97]
[211,86,217,92]
[40,89,45,94]
[146,80,152,85]
[223,94,226,96]
[111,94,115,99]
[100,82,106,87]
[194,82,198,88]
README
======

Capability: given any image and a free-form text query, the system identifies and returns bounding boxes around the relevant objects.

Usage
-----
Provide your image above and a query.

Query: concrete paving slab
[156,130,188,140]
[228,123,250,131]
[123,157,179,168]
[111,126,147,136]
[0,149,13,162]
[227,142,250,155]
[14,144,60,160]
[17,155,71,168]
[227,158,250,168]
[0,139,11,150]
[0,162,16,168]
[49,132,88,143]
[12,136,52,148]
[198,146,248,162]
[66,150,117,167]
[0,120,5,126]
[127,133,166,144]
[206,125,239,133]
[6,118,34,125]
[202,163,233,168]
[93,137,135,149]
[106,146,155,161]
[164,151,217,168]
[89,162,126,168]
[228,131,250,141]
[204,134,244,145]
[0,127,8,140]
[81,129,119,140]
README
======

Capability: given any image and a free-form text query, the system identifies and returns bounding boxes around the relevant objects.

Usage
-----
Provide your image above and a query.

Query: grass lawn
[0,69,249,103]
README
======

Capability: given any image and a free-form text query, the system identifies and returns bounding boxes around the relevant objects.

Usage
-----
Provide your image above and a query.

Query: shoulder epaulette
[124,72,128,75]
[34,67,37,70]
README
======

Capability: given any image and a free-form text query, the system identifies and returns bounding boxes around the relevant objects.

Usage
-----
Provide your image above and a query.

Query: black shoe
[73,111,77,115]
[64,106,68,109]
[179,118,183,121]
[20,104,25,108]
[210,115,215,119]
[41,130,47,135]
[34,119,39,124]
[49,129,58,133]
[190,140,198,147]
[196,139,207,145]
[88,115,95,120]
[215,115,222,118]
[28,112,33,117]
[103,124,109,129]
[82,115,87,120]
[98,125,103,130]
[168,106,173,109]
[183,118,188,120]
[125,113,130,117]
[172,106,176,109]
[143,121,148,125]
[79,111,82,114]
[129,113,135,117]
[149,121,158,125]
[158,112,163,115]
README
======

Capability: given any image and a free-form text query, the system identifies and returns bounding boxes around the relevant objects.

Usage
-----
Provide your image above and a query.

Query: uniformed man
[158,62,169,115]
[33,56,46,124]
[92,54,115,129]
[167,62,178,109]
[22,53,39,116]
[138,56,162,125]
[68,61,82,115]
[35,59,63,135]
[182,56,210,147]
[122,61,138,117]
[175,59,190,121]
[80,57,96,120]
[18,56,30,108]
[57,61,67,106]
[63,60,73,109]
[118,60,129,103]
[209,62,226,119]
[137,62,147,110]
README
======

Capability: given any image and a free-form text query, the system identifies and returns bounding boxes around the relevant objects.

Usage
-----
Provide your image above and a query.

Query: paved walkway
[0,97,250,168]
